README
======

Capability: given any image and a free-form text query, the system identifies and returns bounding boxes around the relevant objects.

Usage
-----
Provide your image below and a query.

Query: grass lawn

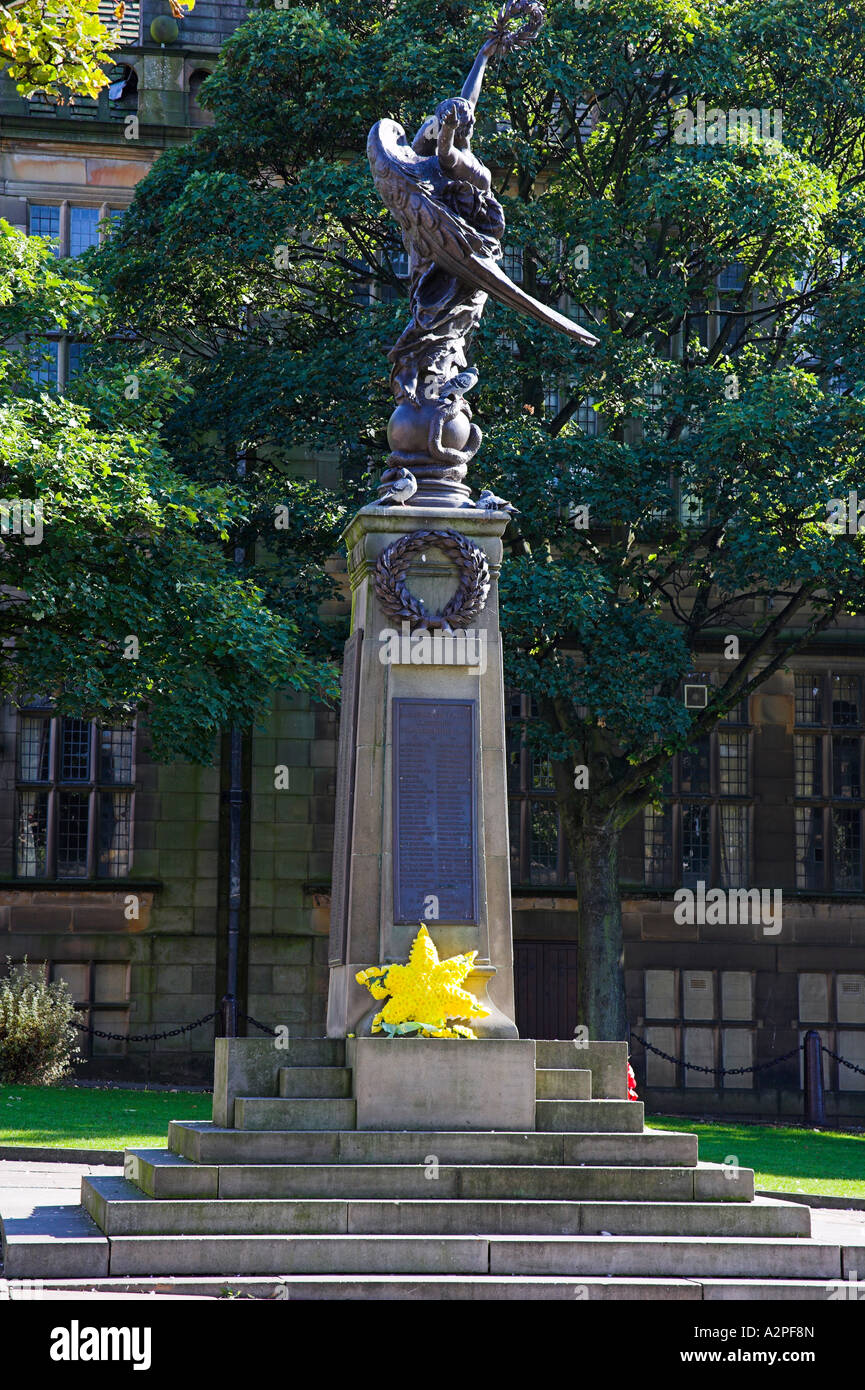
[647,1114,865,1199]
[0,1085,212,1151]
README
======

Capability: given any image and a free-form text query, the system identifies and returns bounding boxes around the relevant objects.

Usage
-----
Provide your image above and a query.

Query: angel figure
[367,0,597,507]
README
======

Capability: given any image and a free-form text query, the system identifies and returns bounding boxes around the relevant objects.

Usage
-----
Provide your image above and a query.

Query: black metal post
[803,1028,825,1127]
[219,449,248,1039]
[219,727,244,1037]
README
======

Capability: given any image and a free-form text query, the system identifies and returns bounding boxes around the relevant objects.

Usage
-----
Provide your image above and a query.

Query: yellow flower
[355,924,489,1038]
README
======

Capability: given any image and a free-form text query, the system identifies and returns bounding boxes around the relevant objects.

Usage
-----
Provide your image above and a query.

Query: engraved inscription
[393,699,477,923]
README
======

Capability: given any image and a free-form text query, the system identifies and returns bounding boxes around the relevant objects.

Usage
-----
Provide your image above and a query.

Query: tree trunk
[570,815,629,1042]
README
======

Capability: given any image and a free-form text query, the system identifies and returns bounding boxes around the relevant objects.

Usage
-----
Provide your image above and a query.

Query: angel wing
[367,118,599,348]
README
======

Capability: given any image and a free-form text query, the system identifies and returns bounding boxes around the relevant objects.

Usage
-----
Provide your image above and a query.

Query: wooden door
[514,940,579,1039]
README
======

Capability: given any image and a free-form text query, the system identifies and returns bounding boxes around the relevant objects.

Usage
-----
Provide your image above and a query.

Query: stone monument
[326,0,598,1043]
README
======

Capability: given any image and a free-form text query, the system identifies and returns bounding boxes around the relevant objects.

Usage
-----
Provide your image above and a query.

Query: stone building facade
[0,2,336,1084]
[1,3,863,1115]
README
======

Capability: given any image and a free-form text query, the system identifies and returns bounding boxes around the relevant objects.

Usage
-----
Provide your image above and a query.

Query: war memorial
[1,0,864,1311]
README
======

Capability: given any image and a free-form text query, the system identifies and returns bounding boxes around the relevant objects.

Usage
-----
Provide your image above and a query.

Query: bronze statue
[367,0,598,509]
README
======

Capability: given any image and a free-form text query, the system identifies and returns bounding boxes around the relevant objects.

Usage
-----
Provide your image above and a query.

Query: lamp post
[219,449,248,1037]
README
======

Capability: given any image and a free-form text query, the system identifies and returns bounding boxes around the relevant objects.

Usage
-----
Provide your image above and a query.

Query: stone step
[278,1067,352,1099]
[535,1099,643,1132]
[101,1232,845,1279]
[535,1041,628,1098]
[106,1234,490,1276]
[190,1162,752,1203]
[38,1274,861,1301]
[81,1178,807,1239]
[0,1204,109,1280]
[167,1122,699,1168]
[270,1039,346,1067]
[233,1098,357,1131]
[19,1275,706,1300]
[124,1150,218,1199]
[536,1069,591,1100]
[489,1236,842,1280]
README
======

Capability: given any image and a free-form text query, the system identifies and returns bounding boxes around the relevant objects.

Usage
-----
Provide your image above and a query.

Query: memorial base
[346,1037,536,1131]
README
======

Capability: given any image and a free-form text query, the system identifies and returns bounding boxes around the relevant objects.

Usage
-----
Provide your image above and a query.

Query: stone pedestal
[347,1038,535,1130]
[326,503,518,1038]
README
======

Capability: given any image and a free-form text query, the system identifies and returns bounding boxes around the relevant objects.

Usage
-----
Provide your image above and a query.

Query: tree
[0,0,193,98]
[90,0,865,1038]
[0,219,336,763]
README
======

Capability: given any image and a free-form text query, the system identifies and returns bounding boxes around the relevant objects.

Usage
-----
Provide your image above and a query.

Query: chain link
[237,1010,277,1037]
[819,1046,865,1078]
[630,1032,803,1075]
[75,1010,218,1043]
[631,1031,865,1078]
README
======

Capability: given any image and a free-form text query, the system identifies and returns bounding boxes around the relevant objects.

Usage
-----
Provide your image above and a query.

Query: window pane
[29,339,58,386]
[644,802,673,887]
[99,726,134,784]
[719,700,748,724]
[531,752,554,790]
[683,1027,715,1088]
[69,206,100,256]
[17,790,48,877]
[719,731,748,795]
[529,801,559,885]
[385,244,409,278]
[681,805,711,886]
[718,261,746,293]
[831,674,860,726]
[719,805,749,888]
[833,736,861,799]
[67,341,91,378]
[795,807,824,889]
[57,791,90,876]
[645,968,677,1018]
[832,808,862,890]
[28,204,60,249]
[679,487,707,526]
[794,735,822,797]
[722,1028,754,1088]
[795,674,822,726]
[679,736,711,795]
[508,797,521,880]
[502,245,523,282]
[98,790,132,876]
[575,398,598,436]
[60,718,91,781]
[19,717,51,781]
[506,729,522,791]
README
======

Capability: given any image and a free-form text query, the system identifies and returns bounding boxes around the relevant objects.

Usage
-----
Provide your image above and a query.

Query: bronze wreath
[373,529,491,632]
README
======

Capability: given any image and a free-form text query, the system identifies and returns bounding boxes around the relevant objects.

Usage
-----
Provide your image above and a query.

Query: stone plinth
[212,1037,279,1127]
[347,1037,536,1130]
[326,504,518,1039]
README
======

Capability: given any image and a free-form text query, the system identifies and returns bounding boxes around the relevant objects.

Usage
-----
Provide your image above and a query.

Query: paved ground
[2,1159,865,1299]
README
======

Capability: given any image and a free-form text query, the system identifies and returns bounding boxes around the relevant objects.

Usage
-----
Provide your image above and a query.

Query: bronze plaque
[393,698,477,924]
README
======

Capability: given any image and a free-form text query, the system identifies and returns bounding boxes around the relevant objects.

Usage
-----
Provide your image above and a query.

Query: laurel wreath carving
[487,0,545,57]
[373,529,491,632]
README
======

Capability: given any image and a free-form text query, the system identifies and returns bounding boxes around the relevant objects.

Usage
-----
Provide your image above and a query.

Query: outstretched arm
[460,38,497,111]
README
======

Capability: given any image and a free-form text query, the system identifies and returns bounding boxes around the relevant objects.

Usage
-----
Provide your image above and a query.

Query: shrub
[0,958,81,1085]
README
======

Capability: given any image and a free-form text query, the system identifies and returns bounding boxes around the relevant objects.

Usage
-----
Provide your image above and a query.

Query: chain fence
[238,1011,277,1037]
[630,1031,865,1080]
[74,1011,219,1043]
[70,1013,865,1080]
[73,1007,277,1044]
